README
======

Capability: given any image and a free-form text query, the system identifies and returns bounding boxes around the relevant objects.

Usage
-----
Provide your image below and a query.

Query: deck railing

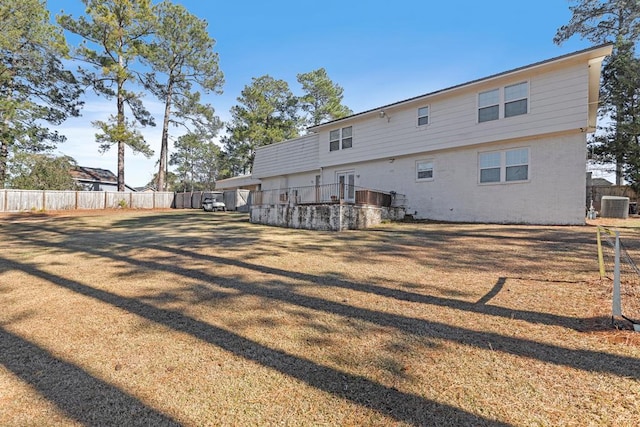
[252,183,406,208]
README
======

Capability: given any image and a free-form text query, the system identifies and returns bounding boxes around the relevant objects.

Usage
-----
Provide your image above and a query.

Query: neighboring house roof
[71,166,118,182]
[134,186,156,192]
[308,43,613,133]
[71,166,137,191]
[591,178,613,187]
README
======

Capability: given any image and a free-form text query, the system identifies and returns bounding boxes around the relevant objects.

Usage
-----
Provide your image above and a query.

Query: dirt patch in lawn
[1,210,639,426]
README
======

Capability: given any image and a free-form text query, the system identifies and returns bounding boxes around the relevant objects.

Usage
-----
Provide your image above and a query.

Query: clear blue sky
[49,0,593,187]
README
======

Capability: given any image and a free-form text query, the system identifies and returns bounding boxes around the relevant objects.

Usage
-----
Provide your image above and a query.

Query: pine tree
[142,1,224,191]
[170,132,222,191]
[0,0,83,186]
[554,0,640,185]
[8,153,79,190]
[297,68,352,127]
[58,0,156,191]
[223,75,300,174]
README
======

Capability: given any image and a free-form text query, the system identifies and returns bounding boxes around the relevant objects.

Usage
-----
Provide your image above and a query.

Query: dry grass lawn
[1,209,639,426]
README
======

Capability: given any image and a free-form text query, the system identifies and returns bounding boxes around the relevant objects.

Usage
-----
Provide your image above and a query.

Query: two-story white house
[241,44,612,225]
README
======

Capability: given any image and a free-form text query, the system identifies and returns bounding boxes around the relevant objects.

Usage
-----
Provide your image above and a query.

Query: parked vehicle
[203,192,226,212]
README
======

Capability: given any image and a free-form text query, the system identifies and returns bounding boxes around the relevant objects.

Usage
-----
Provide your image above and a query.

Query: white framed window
[479,151,501,183]
[478,89,499,123]
[417,106,429,126]
[329,126,352,151]
[478,82,529,122]
[504,82,528,118]
[505,148,529,181]
[341,126,352,149]
[416,160,434,181]
[479,148,529,184]
[329,129,340,151]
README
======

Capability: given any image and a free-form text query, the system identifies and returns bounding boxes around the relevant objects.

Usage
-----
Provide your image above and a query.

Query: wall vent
[600,196,629,219]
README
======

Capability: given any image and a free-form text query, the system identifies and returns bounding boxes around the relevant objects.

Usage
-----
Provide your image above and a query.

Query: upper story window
[504,82,528,118]
[329,126,353,151]
[478,82,529,123]
[479,147,529,184]
[416,160,434,181]
[417,106,429,126]
[329,129,340,151]
[478,89,499,123]
[341,126,352,149]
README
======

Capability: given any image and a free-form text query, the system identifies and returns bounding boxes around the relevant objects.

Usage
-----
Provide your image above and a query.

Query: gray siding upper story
[252,133,319,179]
[253,44,611,176]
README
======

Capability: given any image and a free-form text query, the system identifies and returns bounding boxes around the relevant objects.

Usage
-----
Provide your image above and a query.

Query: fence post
[597,227,606,279]
[613,231,622,317]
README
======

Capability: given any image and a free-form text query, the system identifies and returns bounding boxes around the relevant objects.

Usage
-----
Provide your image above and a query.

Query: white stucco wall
[320,133,587,225]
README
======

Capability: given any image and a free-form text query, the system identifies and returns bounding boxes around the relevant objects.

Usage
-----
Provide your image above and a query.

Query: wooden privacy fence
[588,185,639,212]
[174,191,207,209]
[0,190,175,212]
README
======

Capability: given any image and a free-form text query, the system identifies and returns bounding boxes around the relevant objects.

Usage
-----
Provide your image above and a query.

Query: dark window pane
[418,116,429,126]
[506,165,528,181]
[505,99,527,117]
[480,167,500,183]
[330,140,339,151]
[342,137,352,149]
[418,170,433,179]
[479,105,499,122]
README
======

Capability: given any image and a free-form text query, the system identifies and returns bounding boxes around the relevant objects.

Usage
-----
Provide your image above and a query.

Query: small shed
[215,175,261,212]
[214,175,261,192]
[223,189,251,212]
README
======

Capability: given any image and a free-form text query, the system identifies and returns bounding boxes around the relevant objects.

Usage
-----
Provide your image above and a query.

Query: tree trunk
[616,159,624,185]
[117,103,125,192]
[0,142,7,187]
[117,55,125,192]
[157,80,174,192]
[615,105,624,186]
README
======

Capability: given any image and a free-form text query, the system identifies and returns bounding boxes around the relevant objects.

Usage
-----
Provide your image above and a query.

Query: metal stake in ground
[613,231,622,319]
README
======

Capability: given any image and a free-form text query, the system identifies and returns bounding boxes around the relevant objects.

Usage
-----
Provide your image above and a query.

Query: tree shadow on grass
[1,257,511,427]
[10,218,601,332]
[0,327,179,426]
[5,231,640,381]
[5,221,640,422]
[10,224,636,369]
[137,243,604,333]
[358,225,598,274]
